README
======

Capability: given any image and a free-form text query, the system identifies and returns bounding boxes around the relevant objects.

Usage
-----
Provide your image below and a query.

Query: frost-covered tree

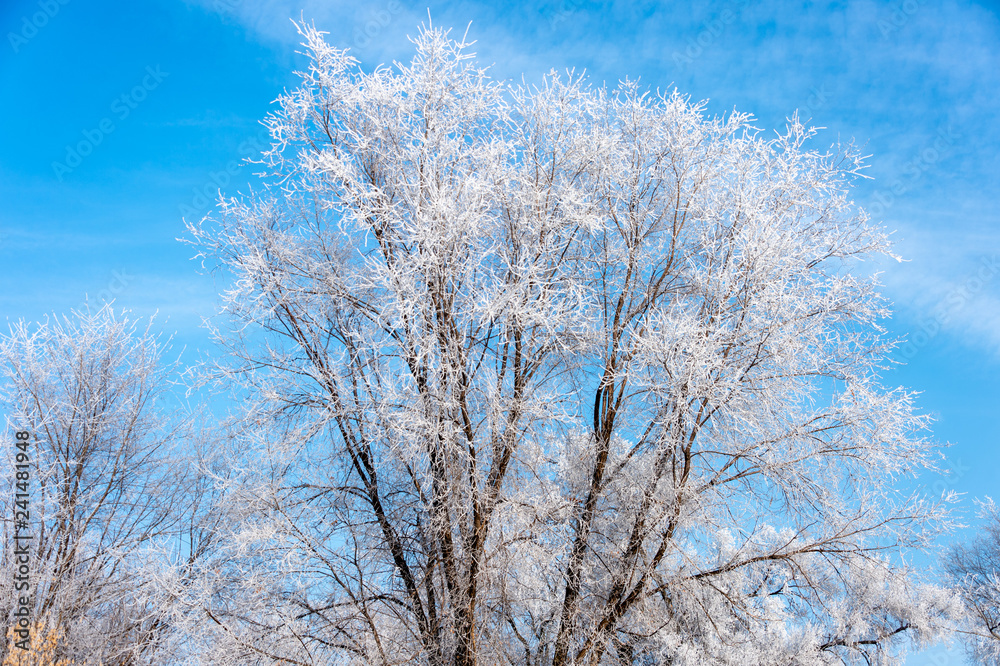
[178,22,960,666]
[0,306,198,664]
[946,499,1000,664]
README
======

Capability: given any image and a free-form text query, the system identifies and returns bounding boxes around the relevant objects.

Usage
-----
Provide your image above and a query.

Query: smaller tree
[0,306,192,664]
[946,499,1000,664]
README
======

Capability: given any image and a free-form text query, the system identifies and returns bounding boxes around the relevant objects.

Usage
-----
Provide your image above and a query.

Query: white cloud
[878,217,1000,357]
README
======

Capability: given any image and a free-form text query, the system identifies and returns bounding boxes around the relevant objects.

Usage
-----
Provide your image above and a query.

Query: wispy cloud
[179,0,1000,359]
[879,217,1000,357]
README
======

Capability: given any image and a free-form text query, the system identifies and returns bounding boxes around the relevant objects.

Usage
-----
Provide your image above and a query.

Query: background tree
[179,21,960,666]
[0,306,197,664]
[945,499,1000,664]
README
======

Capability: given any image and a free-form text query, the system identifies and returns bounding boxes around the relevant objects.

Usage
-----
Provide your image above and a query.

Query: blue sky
[1,0,997,662]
